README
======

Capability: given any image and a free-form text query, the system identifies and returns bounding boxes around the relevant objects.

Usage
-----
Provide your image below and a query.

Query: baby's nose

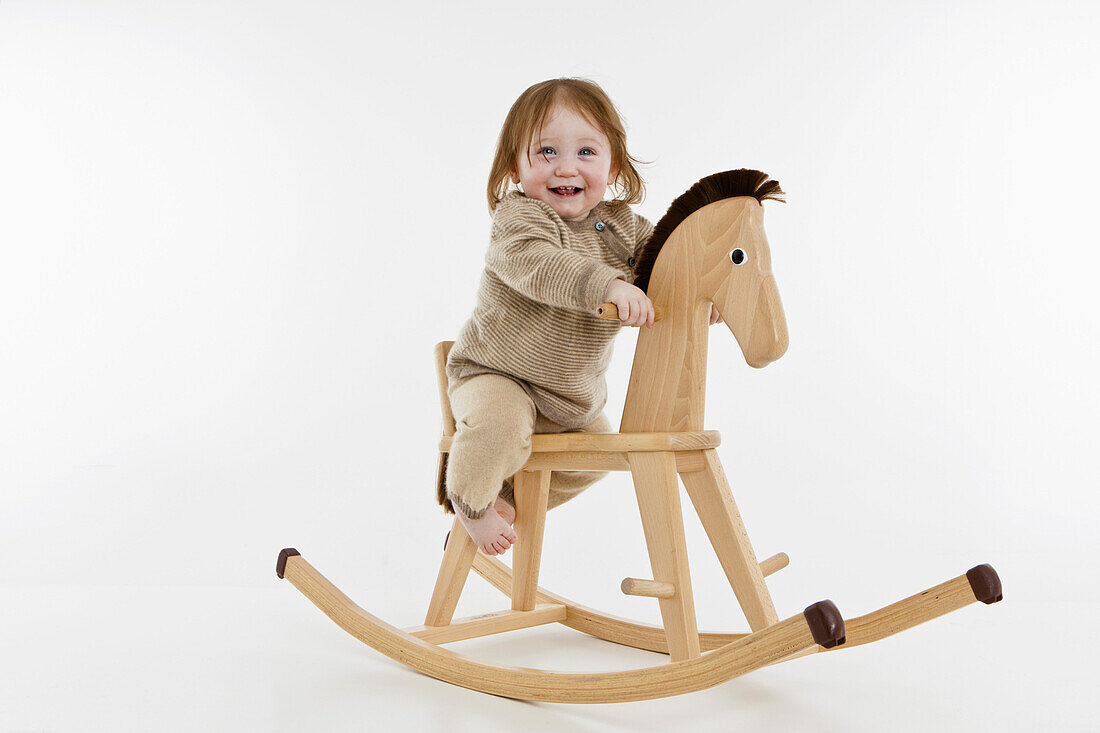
[555,158,579,175]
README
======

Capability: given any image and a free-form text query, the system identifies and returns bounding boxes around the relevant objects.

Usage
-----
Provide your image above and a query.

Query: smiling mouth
[551,186,582,197]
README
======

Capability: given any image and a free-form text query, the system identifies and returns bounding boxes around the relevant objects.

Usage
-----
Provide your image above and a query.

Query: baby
[443,78,718,555]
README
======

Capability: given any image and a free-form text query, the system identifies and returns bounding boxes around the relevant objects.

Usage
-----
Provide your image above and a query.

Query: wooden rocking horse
[276,169,1002,703]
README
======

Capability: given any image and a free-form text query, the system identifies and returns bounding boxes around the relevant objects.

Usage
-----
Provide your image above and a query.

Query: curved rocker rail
[277,550,842,703]
[775,564,1003,664]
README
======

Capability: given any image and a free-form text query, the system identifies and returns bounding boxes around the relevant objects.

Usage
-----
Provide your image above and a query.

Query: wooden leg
[511,469,551,611]
[628,451,701,661]
[679,449,779,631]
[425,515,477,626]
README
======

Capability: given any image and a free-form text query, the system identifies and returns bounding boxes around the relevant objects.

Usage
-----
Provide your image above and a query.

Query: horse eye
[729,248,747,265]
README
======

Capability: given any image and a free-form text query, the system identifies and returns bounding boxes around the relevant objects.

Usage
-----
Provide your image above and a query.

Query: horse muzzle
[743,276,789,368]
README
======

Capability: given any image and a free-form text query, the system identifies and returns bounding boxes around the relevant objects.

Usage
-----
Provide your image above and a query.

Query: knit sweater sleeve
[486,196,625,311]
[633,212,655,255]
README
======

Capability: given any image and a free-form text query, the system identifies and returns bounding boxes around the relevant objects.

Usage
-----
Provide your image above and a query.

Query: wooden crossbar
[405,603,567,644]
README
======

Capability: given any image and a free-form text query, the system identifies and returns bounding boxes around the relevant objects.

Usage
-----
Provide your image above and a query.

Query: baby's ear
[510,169,519,185]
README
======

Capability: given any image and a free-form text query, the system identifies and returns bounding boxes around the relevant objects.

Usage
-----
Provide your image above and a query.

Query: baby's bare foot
[457,505,518,556]
[494,496,516,525]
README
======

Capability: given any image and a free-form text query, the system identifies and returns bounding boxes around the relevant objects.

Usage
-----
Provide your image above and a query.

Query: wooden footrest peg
[759,552,789,577]
[621,578,676,599]
[622,552,787,601]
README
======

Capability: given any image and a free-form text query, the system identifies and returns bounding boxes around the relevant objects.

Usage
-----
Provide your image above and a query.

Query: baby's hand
[603,279,655,328]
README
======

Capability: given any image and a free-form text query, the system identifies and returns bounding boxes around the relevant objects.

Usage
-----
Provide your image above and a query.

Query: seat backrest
[434,341,456,437]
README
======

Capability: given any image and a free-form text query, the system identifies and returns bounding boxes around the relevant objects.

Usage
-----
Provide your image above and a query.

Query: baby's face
[512,105,617,221]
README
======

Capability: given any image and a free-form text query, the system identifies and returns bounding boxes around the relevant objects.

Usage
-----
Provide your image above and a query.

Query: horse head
[633,169,788,369]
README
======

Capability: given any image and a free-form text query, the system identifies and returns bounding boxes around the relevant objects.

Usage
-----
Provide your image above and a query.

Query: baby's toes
[503,528,517,544]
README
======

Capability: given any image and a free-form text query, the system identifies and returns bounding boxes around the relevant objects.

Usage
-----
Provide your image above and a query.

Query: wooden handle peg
[597,303,664,322]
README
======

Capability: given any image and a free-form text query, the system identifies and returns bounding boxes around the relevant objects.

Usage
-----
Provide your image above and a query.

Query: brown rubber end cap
[277,548,300,579]
[804,600,846,649]
[966,564,1003,604]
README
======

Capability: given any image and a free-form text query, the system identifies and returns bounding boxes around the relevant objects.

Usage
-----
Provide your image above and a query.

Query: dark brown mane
[631,169,784,293]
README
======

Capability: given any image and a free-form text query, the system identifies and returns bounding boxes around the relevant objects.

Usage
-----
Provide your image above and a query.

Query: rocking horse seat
[439,430,721,473]
[437,430,720,453]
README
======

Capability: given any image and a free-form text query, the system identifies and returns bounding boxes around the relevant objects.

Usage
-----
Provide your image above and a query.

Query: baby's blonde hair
[487,78,646,213]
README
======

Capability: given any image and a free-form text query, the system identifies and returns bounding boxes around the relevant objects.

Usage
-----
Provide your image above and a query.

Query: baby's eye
[579,148,596,156]
[539,147,556,156]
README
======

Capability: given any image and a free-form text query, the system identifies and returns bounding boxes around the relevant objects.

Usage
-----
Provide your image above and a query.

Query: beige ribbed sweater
[447,191,654,429]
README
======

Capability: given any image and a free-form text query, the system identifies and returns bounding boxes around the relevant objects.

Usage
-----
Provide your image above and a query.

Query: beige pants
[445,373,611,519]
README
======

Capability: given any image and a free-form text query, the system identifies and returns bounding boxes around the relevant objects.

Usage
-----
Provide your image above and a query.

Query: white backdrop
[2,1,1097,731]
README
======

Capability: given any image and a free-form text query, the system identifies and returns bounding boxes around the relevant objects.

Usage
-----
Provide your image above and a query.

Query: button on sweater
[447,191,654,429]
